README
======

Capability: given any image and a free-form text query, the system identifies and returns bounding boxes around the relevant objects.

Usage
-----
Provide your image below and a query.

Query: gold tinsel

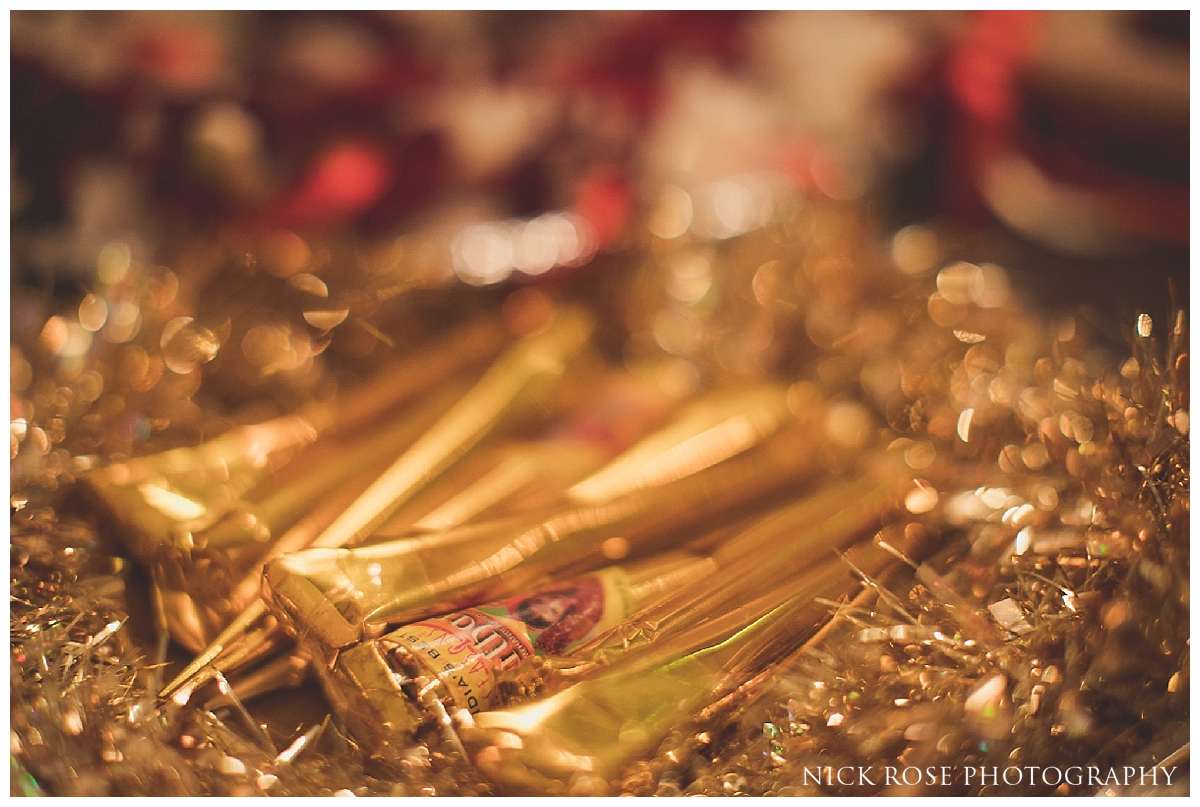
[11,207,1188,795]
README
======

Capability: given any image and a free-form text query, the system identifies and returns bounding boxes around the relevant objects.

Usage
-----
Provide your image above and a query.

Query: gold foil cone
[159,305,595,694]
[464,541,897,795]
[262,384,801,653]
[321,552,717,758]
[85,317,506,648]
[577,462,905,664]
[303,305,596,552]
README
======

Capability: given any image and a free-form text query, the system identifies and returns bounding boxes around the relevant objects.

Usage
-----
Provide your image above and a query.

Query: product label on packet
[382,568,631,715]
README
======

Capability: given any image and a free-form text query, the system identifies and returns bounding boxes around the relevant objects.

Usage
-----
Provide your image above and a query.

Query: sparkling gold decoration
[15,197,1186,794]
[11,10,1188,799]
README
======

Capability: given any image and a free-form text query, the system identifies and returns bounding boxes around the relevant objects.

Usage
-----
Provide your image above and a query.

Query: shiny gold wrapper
[262,384,799,653]
[373,369,676,536]
[575,464,907,666]
[321,552,717,756]
[448,452,917,793]
[159,305,596,692]
[83,314,505,551]
[151,383,469,651]
[82,318,507,649]
[462,540,898,795]
[381,441,607,535]
[10,11,1189,799]
[302,305,596,553]
[321,454,910,774]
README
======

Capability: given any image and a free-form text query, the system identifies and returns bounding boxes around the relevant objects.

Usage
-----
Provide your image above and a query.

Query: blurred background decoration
[10,10,1189,798]
[12,11,1186,287]
[11,9,1188,442]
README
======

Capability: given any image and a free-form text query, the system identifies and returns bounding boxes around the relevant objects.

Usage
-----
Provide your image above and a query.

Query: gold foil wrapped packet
[163,316,802,701]
[462,548,892,796]
[167,379,799,705]
[321,551,718,759]
[148,304,597,695]
[82,316,509,651]
[322,455,916,781]
[574,466,907,667]
[261,382,799,656]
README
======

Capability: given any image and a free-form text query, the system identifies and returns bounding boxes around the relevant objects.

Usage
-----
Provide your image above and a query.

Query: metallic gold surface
[262,384,802,654]
[84,318,507,649]
[10,11,1188,799]
[464,541,897,794]
[325,552,716,753]
[305,305,595,552]
[160,306,594,695]
[577,465,907,665]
